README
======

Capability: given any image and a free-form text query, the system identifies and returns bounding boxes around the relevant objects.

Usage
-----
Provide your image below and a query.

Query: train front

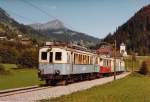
[38,46,70,84]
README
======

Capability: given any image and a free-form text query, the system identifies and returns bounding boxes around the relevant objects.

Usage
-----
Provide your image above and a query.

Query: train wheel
[61,80,68,85]
[45,79,50,85]
[46,80,57,86]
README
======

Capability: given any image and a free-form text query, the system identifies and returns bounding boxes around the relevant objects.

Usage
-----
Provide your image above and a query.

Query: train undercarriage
[39,71,124,86]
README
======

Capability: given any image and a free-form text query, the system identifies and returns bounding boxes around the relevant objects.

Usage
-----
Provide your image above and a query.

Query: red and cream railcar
[95,56,125,74]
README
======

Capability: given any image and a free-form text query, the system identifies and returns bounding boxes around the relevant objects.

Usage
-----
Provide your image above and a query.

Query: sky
[0,0,150,38]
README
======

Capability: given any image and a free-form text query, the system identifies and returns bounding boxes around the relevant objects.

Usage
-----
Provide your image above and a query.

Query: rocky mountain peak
[29,19,65,30]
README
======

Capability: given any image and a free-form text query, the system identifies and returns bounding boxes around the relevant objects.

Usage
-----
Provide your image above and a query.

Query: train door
[49,52,53,63]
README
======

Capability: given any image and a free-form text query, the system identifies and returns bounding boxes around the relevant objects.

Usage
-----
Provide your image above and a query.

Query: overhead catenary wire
[5,9,36,23]
[21,0,80,45]
[1,0,79,44]
[21,0,76,31]
[0,2,50,42]
[1,2,36,23]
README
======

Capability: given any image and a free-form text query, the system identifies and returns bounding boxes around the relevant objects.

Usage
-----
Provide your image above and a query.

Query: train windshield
[41,52,47,60]
[55,52,62,61]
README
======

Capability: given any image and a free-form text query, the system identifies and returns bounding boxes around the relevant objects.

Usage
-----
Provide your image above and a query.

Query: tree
[0,64,5,72]
[17,49,38,68]
[139,61,149,75]
[0,46,19,64]
[0,64,9,74]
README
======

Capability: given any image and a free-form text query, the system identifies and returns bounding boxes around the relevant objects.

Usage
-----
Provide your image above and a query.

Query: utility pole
[65,28,68,46]
[114,40,116,80]
[132,54,133,73]
[131,52,135,73]
[100,41,117,80]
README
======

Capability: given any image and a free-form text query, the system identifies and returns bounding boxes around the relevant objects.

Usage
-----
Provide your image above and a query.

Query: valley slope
[103,4,150,55]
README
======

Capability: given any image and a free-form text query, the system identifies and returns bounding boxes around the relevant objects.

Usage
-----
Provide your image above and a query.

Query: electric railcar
[38,45,125,85]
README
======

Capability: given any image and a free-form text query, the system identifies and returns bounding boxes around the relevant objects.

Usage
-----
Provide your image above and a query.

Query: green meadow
[124,56,150,71]
[43,73,150,102]
[0,64,43,90]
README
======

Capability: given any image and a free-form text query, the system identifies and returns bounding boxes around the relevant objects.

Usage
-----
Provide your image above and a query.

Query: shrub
[0,46,19,64]
[0,64,5,72]
[139,61,149,75]
[0,64,9,74]
[17,49,38,68]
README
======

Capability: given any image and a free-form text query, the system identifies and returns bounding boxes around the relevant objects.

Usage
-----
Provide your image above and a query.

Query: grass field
[124,56,150,71]
[42,73,150,102]
[0,64,44,90]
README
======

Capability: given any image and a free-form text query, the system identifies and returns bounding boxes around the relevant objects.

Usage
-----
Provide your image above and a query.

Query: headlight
[55,69,60,75]
[38,69,44,74]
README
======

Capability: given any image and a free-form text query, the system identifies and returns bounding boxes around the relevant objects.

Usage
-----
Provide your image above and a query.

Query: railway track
[0,72,124,98]
[0,85,51,97]
[0,72,130,101]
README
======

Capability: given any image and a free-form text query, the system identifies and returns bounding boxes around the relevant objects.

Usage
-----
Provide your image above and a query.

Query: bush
[0,64,5,72]
[139,61,149,75]
[0,46,19,64]
[0,64,9,74]
[0,41,39,68]
[17,49,38,68]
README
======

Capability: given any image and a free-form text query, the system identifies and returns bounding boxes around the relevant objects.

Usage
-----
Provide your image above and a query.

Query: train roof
[40,44,97,55]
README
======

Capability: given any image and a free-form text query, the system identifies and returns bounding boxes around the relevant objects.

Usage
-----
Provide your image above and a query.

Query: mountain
[103,4,150,55]
[29,20,100,46]
[0,8,48,41]
[0,7,100,46]
[29,19,65,30]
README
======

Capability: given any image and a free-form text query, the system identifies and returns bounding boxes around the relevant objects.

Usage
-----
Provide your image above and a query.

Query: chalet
[96,44,124,58]
[17,34,23,38]
[21,37,32,45]
[9,38,15,42]
[0,36,7,40]
[96,45,113,56]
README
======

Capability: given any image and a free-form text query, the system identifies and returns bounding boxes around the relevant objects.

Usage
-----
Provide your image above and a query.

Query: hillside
[103,4,150,55]
[0,8,47,41]
[0,7,100,46]
[29,20,100,46]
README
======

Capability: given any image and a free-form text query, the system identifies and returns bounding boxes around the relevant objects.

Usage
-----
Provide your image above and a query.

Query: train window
[55,52,62,61]
[96,57,98,64]
[90,56,93,64]
[83,55,85,64]
[79,54,82,64]
[67,52,70,63]
[87,56,90,64]
[41,52,47,60]
[100,58,102,62]
[104,60,107,66]
[74,53,78,64]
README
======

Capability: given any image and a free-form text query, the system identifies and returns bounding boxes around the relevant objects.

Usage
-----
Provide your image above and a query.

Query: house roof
[96,45,113,54]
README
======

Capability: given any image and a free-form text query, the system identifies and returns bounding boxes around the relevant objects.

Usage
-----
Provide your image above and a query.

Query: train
[38,43,125,85]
